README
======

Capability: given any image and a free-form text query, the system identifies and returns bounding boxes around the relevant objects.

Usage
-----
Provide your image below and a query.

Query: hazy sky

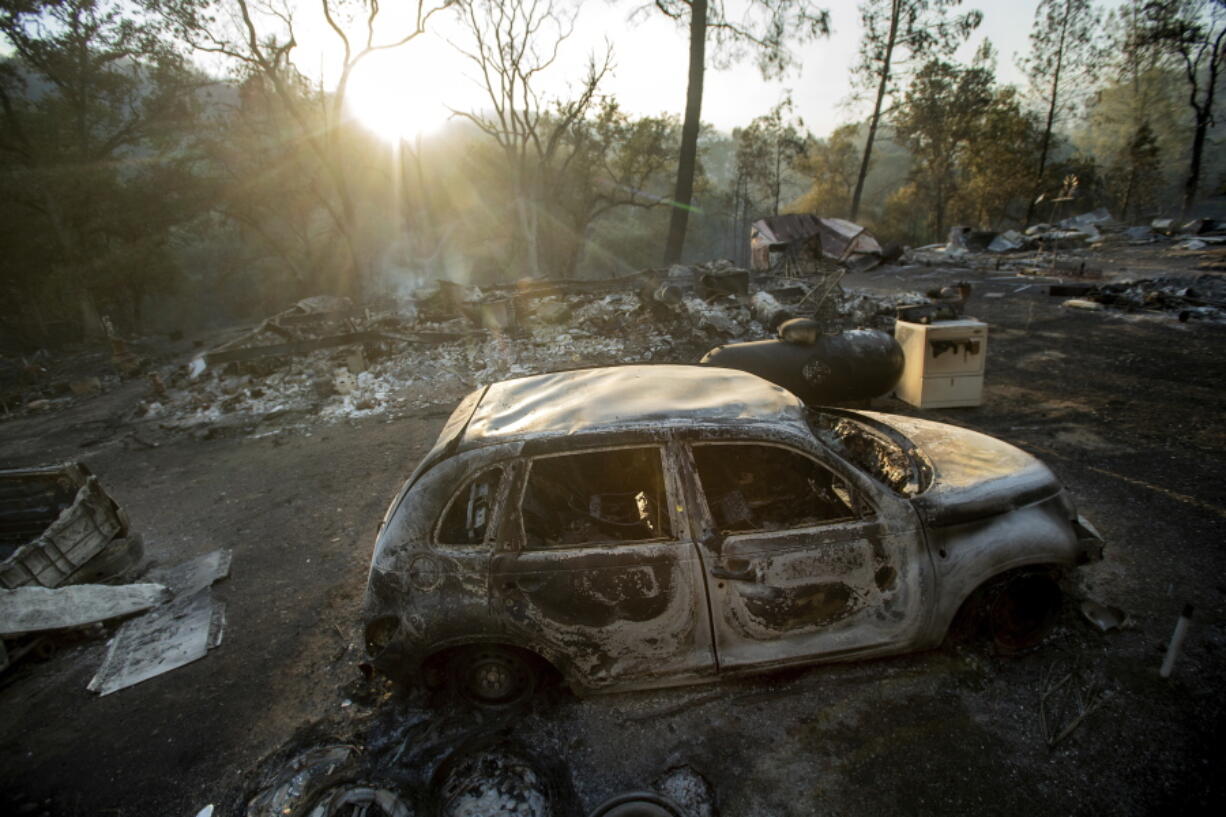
[0,1,1125,139]
[319,0,1085,142]
[578,0,1045,136]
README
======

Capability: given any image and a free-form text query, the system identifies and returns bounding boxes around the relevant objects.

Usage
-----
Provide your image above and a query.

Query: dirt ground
[1,248,1224,816]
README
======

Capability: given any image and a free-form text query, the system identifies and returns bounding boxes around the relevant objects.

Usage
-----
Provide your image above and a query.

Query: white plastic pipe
[1160,604,1194,678]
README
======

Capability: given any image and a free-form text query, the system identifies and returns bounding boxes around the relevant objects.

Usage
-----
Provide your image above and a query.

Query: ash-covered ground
[0,240,1224,817]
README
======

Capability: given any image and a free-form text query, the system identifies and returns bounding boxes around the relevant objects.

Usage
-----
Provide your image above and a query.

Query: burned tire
[986,570,1062,654]
[306,786,412,817]
[449,646,538,709]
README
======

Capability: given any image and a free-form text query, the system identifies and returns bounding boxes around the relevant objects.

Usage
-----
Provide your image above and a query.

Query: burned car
[362,365,1102,705]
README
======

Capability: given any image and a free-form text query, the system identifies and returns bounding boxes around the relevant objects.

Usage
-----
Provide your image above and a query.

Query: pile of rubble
[911,211,1226,269]
[138,262,927,435]
[1054,274,1226,322]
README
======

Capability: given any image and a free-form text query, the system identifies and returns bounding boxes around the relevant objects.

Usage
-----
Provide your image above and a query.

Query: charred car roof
[458,365,809,449]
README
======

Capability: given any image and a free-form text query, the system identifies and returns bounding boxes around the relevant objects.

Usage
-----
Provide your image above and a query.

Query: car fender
[921,491,1086,641]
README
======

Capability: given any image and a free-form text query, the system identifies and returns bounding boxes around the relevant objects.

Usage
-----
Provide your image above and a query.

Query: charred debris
[5,237,938,437]
[4,210,1222,436]
[920,212,1226,321]
[0,463,230,687]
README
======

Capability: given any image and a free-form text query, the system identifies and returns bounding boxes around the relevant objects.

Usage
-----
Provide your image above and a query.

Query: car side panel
[490,450,717,692]
[363,445,522,681]
[676,436,931,669]
[705,520,927,666]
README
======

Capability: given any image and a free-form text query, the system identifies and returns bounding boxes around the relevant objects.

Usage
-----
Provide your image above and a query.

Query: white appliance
[894,318,987,408]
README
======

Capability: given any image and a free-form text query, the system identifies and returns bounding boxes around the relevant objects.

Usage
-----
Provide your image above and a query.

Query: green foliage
[0,0,208,342]
[1136,0,1226,210]
[732,99,807,217]
[1020,0,1104,220]
[847,0,980,219]
[1072,1,1188,217]
[790,123,861,217]
[881,45,1048,244]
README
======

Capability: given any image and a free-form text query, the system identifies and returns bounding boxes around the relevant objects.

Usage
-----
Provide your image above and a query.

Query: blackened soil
[0,249,1223,816]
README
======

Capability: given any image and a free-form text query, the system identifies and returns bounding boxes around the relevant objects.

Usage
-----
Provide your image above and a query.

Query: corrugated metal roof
[751,213,824,246]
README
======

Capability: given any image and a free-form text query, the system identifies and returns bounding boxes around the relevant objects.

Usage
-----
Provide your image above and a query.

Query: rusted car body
[362,365,1102,703]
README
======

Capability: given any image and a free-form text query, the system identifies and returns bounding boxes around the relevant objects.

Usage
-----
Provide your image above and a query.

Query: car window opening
[438,468,503,545]
[521,447,672,548]
[692,444,859,534]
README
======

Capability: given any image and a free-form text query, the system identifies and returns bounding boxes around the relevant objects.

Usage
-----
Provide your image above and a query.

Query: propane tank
[700,327,904,405]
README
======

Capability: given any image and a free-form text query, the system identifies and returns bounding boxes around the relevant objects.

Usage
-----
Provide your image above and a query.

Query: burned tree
[452,0,611,278]
[1021,0,1103,225]
[1141,0,1226,214]
[643,1,829,266]
[848,0,981,222]
[455,1,680,278]
[158,0,450,299]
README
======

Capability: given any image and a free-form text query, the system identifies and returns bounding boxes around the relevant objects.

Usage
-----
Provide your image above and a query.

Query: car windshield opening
[806,411,925,496]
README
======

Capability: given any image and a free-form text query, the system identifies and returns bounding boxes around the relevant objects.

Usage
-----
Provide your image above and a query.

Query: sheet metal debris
[1049,275,1226,321]
[0,583,169,637]
[86,550,231,695]
[147,548,232,597]
[1080,600,1127,632]
[87,587,225,696]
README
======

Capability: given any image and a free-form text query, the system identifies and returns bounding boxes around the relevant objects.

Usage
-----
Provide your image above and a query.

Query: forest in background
[1,0,1224,347]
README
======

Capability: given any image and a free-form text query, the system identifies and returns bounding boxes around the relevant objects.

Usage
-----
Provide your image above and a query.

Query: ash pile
[138,263,923,436]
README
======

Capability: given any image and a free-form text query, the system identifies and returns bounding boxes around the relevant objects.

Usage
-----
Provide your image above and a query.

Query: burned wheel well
[947,564,1064,653]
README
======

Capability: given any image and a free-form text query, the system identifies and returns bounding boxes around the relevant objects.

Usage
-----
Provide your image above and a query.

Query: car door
[681,440,926,671]
[491,442,716,691]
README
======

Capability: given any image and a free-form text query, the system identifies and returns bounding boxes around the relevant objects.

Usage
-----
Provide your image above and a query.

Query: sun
[346,50,453,142]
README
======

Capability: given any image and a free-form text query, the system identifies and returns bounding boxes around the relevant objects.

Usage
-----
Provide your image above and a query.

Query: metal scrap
[87,587,225,695]
[0,583,169,637]
[147,548,232,597]
[0,463,137,590]
[1038,660,1112,748]
[1080,600,1127,632]
[85,550,232,695]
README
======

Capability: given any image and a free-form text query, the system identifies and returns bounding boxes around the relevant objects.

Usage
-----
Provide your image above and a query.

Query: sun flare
[346,54,453,142]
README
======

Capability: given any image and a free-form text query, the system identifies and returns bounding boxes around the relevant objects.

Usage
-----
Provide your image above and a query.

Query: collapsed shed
[750,214,884,276]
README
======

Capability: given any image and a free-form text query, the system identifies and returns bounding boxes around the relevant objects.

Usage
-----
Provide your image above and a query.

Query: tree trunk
[1025,2,1070,226]
[850,0,900,222]
[1182,47,1219,215]
[1183,112,1208,215]
[664,0,707,265]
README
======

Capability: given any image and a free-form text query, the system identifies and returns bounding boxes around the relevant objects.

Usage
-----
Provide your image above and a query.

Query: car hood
[857,412,1063,527]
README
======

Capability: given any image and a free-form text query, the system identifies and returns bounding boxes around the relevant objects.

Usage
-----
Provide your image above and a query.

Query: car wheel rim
[462,650,530,706]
